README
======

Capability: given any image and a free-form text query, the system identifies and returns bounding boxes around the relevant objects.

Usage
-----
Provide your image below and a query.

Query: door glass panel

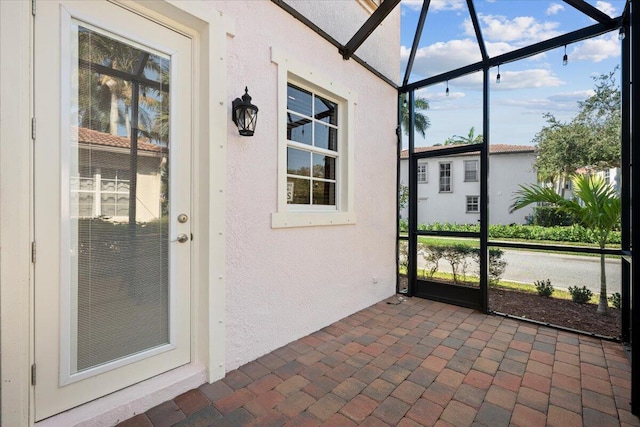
[70,23,171,373]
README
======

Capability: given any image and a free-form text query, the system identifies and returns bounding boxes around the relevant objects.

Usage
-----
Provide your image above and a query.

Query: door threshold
[35,363,206,427]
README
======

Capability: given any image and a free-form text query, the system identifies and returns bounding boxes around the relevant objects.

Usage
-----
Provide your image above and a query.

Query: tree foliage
[400,93,431,138]
[444,126,483,145]
[533,69,621,191]
[510,174,621,314]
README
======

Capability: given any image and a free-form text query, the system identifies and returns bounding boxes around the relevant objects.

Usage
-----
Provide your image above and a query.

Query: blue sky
[400,0,624,147]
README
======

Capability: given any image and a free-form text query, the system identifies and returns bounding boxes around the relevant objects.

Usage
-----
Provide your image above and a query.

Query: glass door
[34,1,192,420]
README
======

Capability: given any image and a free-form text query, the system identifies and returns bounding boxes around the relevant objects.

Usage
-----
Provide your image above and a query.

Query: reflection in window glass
[286,82,339,208]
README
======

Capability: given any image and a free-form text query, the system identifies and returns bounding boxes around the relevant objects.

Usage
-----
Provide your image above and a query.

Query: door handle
[175,233,189,243]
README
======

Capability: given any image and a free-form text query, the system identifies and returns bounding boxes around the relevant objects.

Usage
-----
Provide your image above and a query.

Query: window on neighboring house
[604,169,610,184]
[466,195,479,213]
[464,160,478,182]
[271,48,356,228]
[418,163,427,183]
[71,167,130,218]
[439,162,451,192]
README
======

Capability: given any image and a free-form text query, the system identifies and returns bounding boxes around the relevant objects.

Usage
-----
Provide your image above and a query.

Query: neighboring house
[73,127,166,222]
[0,1,399,425]
[400,144,537,225]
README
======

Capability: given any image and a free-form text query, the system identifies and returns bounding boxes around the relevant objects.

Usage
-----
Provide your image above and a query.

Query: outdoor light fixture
[232,87,259,136]
[496,65,501,84]
[619,27,626,41]
[562,45,568,66]
[445,80,450,97]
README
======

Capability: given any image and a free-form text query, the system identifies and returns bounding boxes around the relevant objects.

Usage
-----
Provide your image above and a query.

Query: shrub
[532,206,576,227]
[398,240,408,270]
[534,279,554,297]
[471,248,507,285]
[568,286,593,304]
[442,244,472,283]
[421,244,444,278]
[609,292,621,309]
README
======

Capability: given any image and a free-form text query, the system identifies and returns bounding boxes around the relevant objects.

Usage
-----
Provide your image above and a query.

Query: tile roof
[76,127,167,153]
[400,144,535,159]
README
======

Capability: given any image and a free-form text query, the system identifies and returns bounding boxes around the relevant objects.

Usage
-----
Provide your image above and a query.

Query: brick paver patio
[117,296,638,427]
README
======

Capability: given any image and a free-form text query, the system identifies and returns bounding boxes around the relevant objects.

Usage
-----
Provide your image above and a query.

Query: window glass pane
[315,95,337,125]
[439,163,451,192]
[287,84,312,117]
[465,161,478,182]
[315,123,338,151]
[72,24,170,372]
[287,147,311,176]
[312,154,336,179]
[287,113,312,145]
[313,181,336,206]
[288,177,310,204]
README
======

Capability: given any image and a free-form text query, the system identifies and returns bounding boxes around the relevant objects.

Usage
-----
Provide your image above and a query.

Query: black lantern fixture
[232,87,259,136]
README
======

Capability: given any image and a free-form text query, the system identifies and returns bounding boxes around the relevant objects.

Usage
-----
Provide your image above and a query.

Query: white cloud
[595,1,617,17]
[547,90,595,103]
[401,0,465,12]
[569,33,620,62]
[401,39,484,78]
[546,3,565,15]
[492,69,564,90]
[465,14,561,45]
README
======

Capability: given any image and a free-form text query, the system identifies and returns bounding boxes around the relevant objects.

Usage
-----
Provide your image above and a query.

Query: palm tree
[444,126,483,145]
[510,174,621,314]
[400,94,430,138]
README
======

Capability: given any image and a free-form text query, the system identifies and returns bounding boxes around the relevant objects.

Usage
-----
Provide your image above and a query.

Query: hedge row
[398,220,621,245]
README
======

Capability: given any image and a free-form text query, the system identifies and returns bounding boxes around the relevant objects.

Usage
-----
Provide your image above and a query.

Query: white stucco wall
[399,151,537,225]
[217,0,398,370]
[0,1,398,424]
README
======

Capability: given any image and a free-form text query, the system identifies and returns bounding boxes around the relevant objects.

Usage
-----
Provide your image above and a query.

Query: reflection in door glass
[70,23,171,372]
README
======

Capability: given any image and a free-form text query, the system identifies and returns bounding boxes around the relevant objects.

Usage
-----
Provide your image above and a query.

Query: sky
[399,0,625,147]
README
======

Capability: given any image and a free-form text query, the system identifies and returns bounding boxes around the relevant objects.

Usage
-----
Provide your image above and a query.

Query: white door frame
[0,1,232,425]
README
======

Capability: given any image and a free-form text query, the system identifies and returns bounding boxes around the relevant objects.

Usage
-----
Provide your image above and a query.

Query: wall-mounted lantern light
[232,87,259,136]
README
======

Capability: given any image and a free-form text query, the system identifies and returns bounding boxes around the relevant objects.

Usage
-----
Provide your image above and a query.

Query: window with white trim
[466,195,479,213]
[271,48,356,228]
[417,163,427,183]
[286,84,338,207]
[439,162,451,192]
[464,160,478,182]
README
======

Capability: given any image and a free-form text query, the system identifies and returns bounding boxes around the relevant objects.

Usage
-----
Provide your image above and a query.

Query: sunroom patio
[118,296,636,427]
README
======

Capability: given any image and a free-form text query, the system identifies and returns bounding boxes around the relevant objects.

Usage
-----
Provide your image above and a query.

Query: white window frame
[464,160,478,182]
[439,162,452,193]
[272,48,356,228]
[417,163,427,183]
[466,195,480,213]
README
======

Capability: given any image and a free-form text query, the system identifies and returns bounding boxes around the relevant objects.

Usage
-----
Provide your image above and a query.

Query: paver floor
[117,296,638,427]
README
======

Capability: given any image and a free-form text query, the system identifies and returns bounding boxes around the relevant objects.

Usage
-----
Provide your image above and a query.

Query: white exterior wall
[218,0,398,369]
[0,1,399,425]
[400,151,537,225]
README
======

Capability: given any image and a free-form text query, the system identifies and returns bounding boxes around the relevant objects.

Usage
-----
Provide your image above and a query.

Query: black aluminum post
[396,93,403,294]
[480,67,489,313]
[403,0,431,86]
[630,0,640,415]
[620,7,630,343]
[407,91,418,297]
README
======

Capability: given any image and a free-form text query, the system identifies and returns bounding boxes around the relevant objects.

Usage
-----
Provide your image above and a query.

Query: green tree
[533,69,620,193]
[510,175,621,314]
[444,126,483,145]
[400,94,431,138]
[532,114,590,197]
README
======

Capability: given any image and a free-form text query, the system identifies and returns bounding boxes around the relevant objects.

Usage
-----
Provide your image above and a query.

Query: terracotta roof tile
[76,127,166,153]
[400,144,535,158]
